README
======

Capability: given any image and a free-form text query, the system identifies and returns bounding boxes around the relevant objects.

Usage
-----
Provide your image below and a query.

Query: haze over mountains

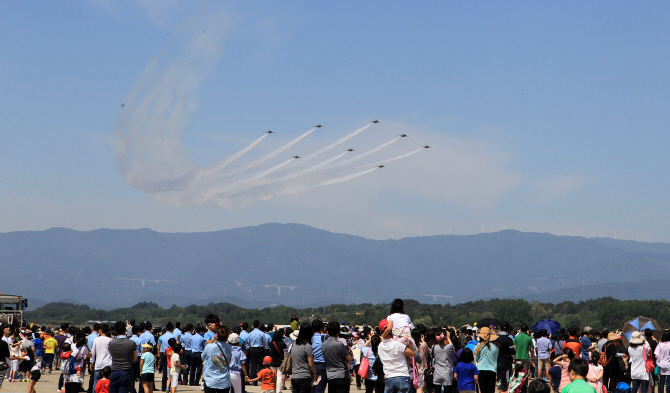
[2,223,669,310]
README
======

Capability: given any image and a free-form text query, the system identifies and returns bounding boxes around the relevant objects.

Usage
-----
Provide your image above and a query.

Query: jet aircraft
[293,155,301,159]
[315,124,323,128]
[423,145,431,148]
[399,134,408,137]
[347,148,355,152]
[378,165,385,168]
[266,130,275,134]
[370,119,379,123]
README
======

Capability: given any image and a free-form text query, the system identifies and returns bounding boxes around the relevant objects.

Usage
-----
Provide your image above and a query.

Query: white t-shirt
[628,345,650,381]
[387,313,412,330]
[378,339,409,378]
[91,336,113,370]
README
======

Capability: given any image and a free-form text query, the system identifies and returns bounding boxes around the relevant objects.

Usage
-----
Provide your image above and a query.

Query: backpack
[598,344,610,367]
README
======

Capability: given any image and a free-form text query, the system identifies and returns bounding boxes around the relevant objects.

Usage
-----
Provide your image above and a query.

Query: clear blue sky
[1,1,668,241]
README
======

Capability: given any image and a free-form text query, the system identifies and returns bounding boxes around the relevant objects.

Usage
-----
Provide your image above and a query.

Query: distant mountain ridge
[2,224,669,310]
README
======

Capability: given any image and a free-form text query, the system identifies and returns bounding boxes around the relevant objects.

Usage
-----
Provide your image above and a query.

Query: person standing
[322,322,352,393]
[475,328,499,393]
[90,324,113,391]
[189,326,206,386]
[514,325,534,376]
[580,331,592,363]
[180,324,193,386]
[537,330,553,381]
[655,330,670,393]
[248,320,266,386]
[227,333,248,393]
[496,322,515,393]
[201,327,232,393]
[108,321,138,393]
[377,319,416,393]
[129,326,142,393]
[560,359,596,393]
[311,320,328,393]
[432,329,456,393]
[627,332,651,393]
[157,323,176,392]
[291,323,317,393]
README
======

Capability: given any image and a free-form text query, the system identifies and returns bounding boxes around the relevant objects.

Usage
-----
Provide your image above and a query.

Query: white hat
[228,333,240,344]
[290,330,299,341]
[630,331,644,345]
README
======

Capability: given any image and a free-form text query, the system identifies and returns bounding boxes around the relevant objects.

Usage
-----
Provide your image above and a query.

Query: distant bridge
[423,294,453,302]
[262,285,297,295]
[114,278,177,286]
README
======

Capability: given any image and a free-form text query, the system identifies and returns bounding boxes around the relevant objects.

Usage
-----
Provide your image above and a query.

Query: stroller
[508,362,529,393]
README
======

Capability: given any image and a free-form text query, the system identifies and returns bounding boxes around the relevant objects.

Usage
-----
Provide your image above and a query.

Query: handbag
[412,357,420,389]
[654,365,661,376]
[642,345,655,373]
[278,343,292,375]
[358,349,370,379]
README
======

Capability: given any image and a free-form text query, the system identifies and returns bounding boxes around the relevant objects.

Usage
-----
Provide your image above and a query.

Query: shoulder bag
[278,343,292,375]
[643,345,655,373]
[358,348,370,379]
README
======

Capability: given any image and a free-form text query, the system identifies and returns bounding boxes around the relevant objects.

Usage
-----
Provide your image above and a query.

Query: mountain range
[2,223,669,310]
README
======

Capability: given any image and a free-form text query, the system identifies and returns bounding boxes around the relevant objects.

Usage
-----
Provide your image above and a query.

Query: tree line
[24,297,670,331]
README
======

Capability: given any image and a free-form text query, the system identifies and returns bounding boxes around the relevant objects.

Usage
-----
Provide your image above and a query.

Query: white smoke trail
[302,124,371,160]
[352,148,424,171]
[333,137,400,168]
[194,133,268,180]
[113,8,229,194]
[208,127,317,180]
[260,166,379,200]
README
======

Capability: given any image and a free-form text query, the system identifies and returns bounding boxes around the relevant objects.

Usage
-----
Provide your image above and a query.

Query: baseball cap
[379,319,388,332]
[263,356,272,365]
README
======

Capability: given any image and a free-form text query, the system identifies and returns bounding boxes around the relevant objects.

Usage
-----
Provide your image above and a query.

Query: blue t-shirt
[130,335,142,354]
[181,332,193,351]
[204,331,216,343]
[141,352,155,375]
[33,338,43,356]
[191,334,205,353]
[548,366,562,390]
[139,331,156,347]
[174,328,182,342]
[454,362,479,391]
[87,332,99,350]
[230,346,247,374]
[580,337,592,361]
[159,332,175,353]
[202,342,232,389]
[312,333,324,363]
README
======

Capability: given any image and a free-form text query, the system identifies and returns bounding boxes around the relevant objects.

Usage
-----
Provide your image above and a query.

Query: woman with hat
[602,333,623,393]
[474,327,499,393]
[628,331,651,393]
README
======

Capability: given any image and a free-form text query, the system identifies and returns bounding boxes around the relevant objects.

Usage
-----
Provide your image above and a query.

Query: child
[228,333,248,393]
[165,338,176,391]
[95,366,111,393]
[454,348,479,393]
[18,347,40,393]
[170,344,187,393]
[508,361,528,393]
[245,356,276,393]
[9,332,22,382]
[31,327,43,372]
[43,331,58,374]
[528,379,551,393]
[562,359,595,393]
[382,299,418,352]
[139,344,156,393]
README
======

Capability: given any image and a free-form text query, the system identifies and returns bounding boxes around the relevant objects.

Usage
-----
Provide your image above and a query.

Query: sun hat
[607,333,619,341]
[290,330,299,341]
[477,327,499,342]
[228,333,240,344]
[263,356,272,365]
[142,343,153,348]
[630,331,644,345]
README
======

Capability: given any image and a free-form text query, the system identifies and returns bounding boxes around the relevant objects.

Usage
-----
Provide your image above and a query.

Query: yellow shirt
[44,337,58,354]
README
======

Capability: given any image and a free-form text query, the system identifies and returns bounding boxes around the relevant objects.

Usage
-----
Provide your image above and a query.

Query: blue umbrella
[532,319,561,335]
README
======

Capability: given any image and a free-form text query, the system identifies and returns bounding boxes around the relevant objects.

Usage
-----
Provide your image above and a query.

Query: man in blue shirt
[189,325,205,386]
[239,323,250,349]
[174,322,182,343]
[129,326,142,393]
[311,319,328,393]
[86,323,101,393]
[179,324,193,386]
[139,322,156,347]
[158,322,176,392]
[248,320,267,385]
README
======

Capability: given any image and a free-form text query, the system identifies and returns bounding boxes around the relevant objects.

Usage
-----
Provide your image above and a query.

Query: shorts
[539,358,552,370]
[31,370,42,382]
[141,373,155,383]
[10,359,19,371]
[171,373,179,386]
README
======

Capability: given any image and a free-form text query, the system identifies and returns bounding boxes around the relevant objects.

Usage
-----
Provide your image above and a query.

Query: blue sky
[1,1,669,241]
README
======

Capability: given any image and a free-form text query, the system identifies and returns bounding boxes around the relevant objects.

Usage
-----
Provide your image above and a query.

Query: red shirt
[95,379,110,393]
[563,337,582,359]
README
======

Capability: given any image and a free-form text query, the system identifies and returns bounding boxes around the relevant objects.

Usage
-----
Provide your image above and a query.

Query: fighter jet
[399,133,408,137]
[266,130,275,134]
[293,155,301,159]
[370,119,379,123]
[315,124,323,128]
[378,165,385,168]
[347,148,355,152]
[423,145,431,148]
